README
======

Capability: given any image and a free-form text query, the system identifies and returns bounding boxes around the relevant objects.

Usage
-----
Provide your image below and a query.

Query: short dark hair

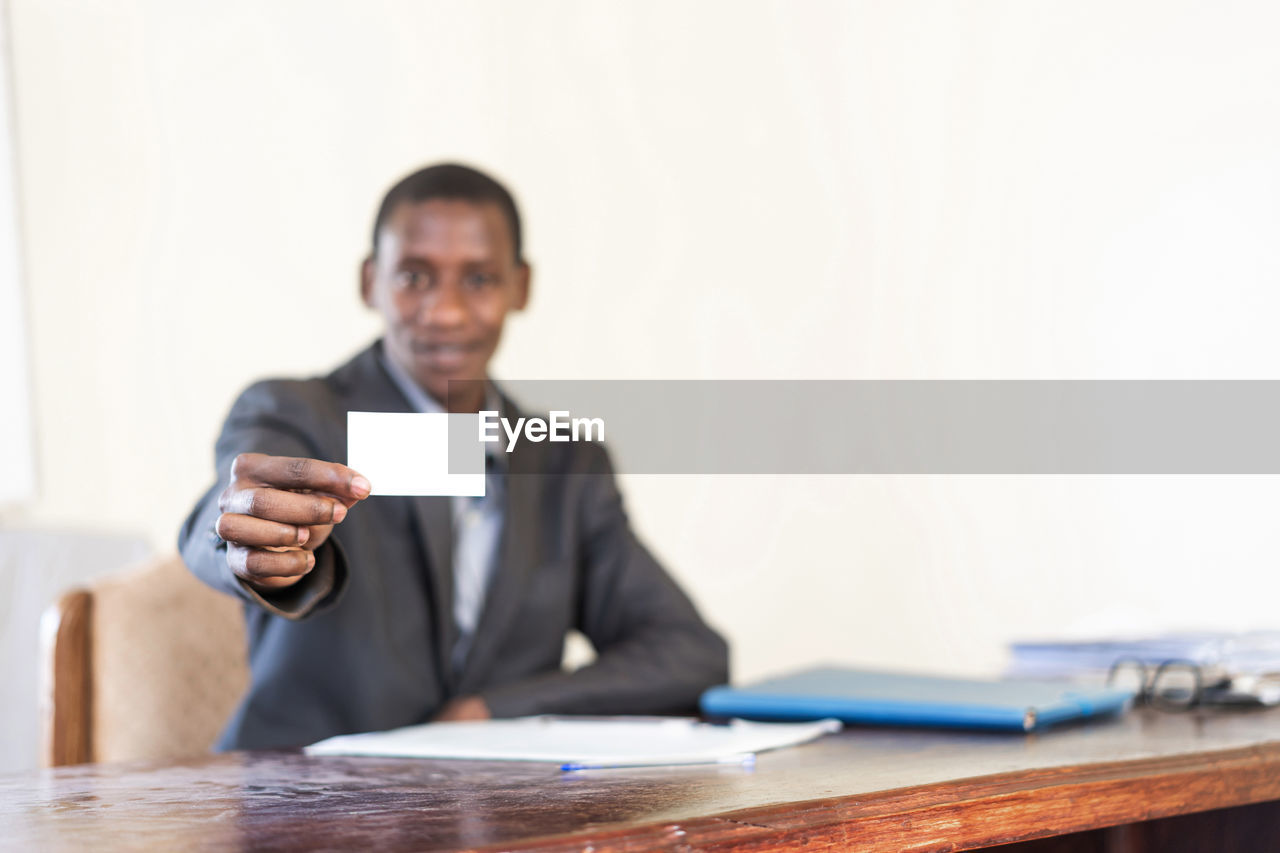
[371,163,524,263]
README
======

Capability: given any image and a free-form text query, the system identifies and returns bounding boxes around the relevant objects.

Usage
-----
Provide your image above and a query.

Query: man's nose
[417,280,467,327]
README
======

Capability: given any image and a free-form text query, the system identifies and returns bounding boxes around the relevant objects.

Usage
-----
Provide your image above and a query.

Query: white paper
[347,411,484,497]
[304,716,841,766]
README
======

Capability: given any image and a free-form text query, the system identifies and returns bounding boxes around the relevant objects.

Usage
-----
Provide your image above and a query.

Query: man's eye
[396,270,431,290]
[464,272,496,288]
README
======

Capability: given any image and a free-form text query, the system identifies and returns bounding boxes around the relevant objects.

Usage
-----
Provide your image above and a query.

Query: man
[180,163,729,750]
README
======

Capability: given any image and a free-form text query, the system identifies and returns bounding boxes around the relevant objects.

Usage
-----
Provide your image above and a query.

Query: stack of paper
[304,716,841,768]
[1008,631,1280,677]
[1006,631,1280,705]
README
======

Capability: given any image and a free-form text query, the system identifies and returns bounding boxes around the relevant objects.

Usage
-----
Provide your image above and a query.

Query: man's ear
[513,262,532,311]
[360,256,376,308]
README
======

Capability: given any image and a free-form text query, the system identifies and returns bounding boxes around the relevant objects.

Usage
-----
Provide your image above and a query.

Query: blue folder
[700,666,1135,732]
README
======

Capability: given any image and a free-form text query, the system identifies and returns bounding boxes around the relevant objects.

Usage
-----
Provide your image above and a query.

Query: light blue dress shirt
[378,351,505,675]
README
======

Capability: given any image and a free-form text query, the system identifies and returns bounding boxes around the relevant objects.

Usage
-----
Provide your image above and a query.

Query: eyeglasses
[1105,658,1206,711]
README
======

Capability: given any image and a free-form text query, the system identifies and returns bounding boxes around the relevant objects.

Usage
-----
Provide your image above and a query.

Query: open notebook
[305,716,841,767]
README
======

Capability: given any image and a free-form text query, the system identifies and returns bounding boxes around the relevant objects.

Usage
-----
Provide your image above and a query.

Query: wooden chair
[39,554,249,766]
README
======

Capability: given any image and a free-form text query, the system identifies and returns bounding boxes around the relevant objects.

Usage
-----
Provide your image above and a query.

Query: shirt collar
[379,343,445,415]
[377,342,507,471]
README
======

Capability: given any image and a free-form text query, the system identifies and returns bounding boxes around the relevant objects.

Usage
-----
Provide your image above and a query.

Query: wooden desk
[4,708,1280,851]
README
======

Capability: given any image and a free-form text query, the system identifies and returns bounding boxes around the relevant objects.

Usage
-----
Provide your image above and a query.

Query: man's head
[362,163,530,411]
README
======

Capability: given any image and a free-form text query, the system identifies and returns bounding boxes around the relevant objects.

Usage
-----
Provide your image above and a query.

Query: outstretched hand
[216,453,371,592]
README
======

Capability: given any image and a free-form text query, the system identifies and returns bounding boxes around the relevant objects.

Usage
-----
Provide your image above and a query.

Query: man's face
[362,199,529,410]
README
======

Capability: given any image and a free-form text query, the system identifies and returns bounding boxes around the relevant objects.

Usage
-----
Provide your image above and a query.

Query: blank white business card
[347,411,485,497]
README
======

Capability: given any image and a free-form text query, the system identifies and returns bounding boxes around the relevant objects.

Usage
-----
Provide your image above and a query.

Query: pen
[560,754,757,772]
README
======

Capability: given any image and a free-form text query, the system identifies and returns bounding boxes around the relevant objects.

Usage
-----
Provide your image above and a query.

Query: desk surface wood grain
[4,708,1280,852]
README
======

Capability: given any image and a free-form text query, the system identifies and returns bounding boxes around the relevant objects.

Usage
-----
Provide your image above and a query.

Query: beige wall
[7,0,1280,681]
[0,2,34,504]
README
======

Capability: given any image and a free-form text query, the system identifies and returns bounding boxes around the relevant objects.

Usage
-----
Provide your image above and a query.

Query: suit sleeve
[178,380,349,621]
[481,445,730,716]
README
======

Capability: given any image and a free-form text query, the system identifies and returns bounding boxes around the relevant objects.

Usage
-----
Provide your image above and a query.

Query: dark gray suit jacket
[179,341,729,750]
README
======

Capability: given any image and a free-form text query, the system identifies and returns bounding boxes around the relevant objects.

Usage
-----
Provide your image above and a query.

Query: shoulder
[227,377,343,435]
[497,412,615,478]
[494,386,615,478]
[233,376,331,411]
[228,343,381,421]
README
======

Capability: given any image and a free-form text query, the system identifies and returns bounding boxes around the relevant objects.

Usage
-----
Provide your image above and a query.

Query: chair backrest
[40,554,249,766]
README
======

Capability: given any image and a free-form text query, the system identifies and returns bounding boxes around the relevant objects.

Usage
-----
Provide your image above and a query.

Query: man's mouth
[410,341,480,371]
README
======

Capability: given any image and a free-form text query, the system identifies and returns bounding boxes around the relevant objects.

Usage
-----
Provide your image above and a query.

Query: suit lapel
[336,341,460,691]
[456,406,544,695]
[410,495,457,692]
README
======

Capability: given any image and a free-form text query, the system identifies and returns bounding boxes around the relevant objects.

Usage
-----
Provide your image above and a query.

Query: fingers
[219,514,320,590]
[227,542,316,585]
[230,453,372,503]
[220,487,349,526]
[218,453,364,593]
[216,513,310,549]
[433,696,492,722]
